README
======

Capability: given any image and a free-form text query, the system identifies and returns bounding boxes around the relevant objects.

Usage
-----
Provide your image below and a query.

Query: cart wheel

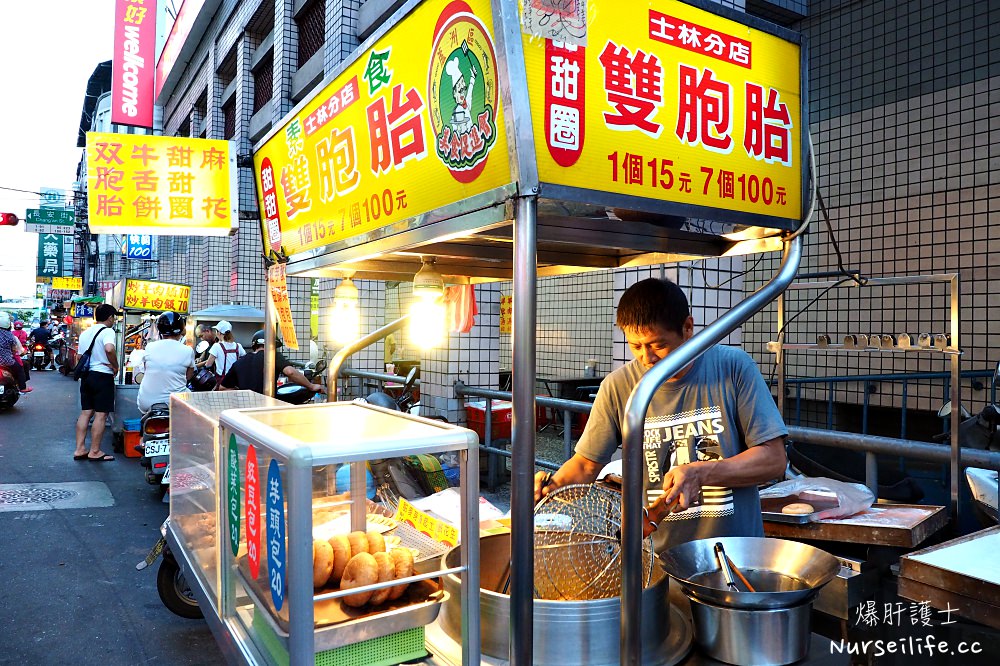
[156,557,203,619]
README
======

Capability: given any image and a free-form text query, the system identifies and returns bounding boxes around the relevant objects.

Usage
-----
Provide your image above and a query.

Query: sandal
[88,453,115,462]
[73,453,89,461]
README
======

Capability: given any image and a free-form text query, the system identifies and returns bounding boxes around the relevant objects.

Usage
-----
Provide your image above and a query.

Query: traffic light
[0,212,19,226]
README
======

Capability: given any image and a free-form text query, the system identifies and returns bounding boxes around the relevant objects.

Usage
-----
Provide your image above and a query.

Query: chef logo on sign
[428,4,499,183]
[643,406,734,519]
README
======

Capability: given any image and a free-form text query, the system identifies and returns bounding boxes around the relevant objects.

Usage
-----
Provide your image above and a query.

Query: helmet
[14,320,23,330]
[188,367,218,392]
[0,312,10,329]
[156,311,186,337]
[251,329,281,349]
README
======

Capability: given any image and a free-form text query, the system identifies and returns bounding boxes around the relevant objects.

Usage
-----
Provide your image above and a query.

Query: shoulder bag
[73,326,108,381]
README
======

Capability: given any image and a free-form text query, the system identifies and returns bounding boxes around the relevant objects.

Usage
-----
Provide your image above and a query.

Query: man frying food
[534,278,788,553]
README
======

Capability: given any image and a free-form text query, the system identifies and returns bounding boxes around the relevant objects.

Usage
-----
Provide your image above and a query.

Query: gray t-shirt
[576,345,787,553]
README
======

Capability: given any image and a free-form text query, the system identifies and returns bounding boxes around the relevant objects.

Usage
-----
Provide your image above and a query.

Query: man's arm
[533,453,604,502]
[104,340,119,375]
[281,365,325,393]
[658,437,787,511]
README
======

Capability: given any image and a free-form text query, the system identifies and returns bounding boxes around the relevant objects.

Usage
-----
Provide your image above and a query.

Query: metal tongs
[714,541,756,593]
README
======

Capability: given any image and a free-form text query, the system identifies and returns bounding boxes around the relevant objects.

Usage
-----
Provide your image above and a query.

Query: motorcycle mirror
[314,359,328,375]
[402,366,418,394]
[937,401,972,420]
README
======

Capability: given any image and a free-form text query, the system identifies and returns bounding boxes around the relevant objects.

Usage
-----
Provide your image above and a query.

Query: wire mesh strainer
[532,483,655,600]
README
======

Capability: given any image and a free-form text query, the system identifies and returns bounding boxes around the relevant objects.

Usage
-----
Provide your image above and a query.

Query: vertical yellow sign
[267,264,299,351]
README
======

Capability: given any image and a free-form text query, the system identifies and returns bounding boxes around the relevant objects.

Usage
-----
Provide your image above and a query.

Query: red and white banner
[111,0,157,128]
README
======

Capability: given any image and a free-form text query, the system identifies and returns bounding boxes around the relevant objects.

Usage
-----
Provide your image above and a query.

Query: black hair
[95,304,118,322]
[615,278,690,335]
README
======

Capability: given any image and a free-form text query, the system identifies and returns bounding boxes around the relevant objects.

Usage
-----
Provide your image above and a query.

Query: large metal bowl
[659,537,840,609]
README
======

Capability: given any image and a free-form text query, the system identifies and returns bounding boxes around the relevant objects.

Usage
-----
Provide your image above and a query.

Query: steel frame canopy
[252,1,809,664]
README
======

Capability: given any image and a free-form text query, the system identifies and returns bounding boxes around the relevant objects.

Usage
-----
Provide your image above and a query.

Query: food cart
[103,278,193,429]
[190,304,266,350]
[176,0,813,664]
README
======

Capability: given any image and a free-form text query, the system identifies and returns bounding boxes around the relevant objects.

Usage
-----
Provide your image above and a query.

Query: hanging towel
[444,284,478,333]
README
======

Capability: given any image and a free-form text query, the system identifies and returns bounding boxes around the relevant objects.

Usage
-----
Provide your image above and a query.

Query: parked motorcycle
[0,367,19,410]
[136,518,203,619]
[139,403,171,488]
[51,332,67,370]
[362,366,419,413]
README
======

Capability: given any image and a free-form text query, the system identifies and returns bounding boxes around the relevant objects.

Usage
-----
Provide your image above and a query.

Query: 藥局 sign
[253,0,511,257]
[86,132,236,235]
[523,0,804,228]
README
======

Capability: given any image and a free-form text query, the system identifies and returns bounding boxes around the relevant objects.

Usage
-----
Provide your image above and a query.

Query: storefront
[167,1,813,664]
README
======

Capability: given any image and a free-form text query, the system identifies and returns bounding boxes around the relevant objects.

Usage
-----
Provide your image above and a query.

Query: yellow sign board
[395,498,459,547]
[52,277,83,291]
[523,0,802,225]
[253,0,511,257]
[86,132,236,235]
[499,294,512,334]
[122,279,191,313]
[267,263,299,351]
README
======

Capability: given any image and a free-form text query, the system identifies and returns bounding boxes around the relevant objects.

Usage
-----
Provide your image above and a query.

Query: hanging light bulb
[330,277,360,345]
[409,258,446,349]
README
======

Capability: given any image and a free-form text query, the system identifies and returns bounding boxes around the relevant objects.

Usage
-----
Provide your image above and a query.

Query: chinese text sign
[524,1,803,227]
[86,132,235,235]
[253,0,511,257]
[112,0,157,127]
[36,234,65,278]
[122,279,191,313]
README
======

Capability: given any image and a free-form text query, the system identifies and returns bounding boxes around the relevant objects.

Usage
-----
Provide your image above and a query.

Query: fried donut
[369,551,395,605]
[387,547,414,601]
[328,534,352,583]
[313,540,334,588]
[347,530,369,557]
[366,530,386,554]
[781,502,815,515]
[340,552,378,607]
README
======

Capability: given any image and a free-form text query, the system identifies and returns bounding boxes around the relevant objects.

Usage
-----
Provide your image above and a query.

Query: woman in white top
[204,320,245,381]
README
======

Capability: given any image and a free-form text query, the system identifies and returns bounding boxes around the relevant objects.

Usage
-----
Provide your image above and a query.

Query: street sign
[36,234,65,278]
[40,187,69,208]
[25,208,75,235]
[125,234,154,259]
[52,277,83,291]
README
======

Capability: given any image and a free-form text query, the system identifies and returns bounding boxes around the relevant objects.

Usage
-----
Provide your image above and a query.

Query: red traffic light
[0,212,19,226]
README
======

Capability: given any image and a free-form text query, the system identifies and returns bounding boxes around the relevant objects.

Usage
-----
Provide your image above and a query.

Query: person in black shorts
[73,304,120,462]
[220,329,324,395]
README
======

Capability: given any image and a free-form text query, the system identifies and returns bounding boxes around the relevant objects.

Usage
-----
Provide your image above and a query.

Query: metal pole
[950,274,961,522]
[326,315,411,402]
[264,277,276,398]
[620,237,802,666]
[510,196,537,666]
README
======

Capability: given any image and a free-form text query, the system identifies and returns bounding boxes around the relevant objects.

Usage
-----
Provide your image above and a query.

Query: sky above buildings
[0,0,116,299]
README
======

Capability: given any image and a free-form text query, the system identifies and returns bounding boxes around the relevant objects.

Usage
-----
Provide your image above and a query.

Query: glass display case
[168,390,285,616]
[169,401,480,665]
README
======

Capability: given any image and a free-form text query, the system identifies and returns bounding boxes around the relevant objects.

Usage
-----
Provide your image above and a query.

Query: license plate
[161,465,171,484]
[33,352,45,357]
[145,440,170,457]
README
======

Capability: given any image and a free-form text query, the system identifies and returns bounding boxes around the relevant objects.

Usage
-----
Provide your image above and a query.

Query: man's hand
[311,382,326,394]
[533,453,603,503]
[659,462,710,512]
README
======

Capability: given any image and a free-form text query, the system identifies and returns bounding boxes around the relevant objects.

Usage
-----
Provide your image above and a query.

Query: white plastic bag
[760,476,874,520]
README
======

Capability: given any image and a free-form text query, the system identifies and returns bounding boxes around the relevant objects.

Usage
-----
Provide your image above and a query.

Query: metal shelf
[767,342,961,356]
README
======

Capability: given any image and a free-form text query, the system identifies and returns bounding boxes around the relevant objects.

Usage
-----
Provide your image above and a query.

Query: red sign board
[245,445,261,579]
[112,0,157,128]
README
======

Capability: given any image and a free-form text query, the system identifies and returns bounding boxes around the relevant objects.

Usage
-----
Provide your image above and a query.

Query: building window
[297,0,326,66]
[223,99,236,139]
[253,58,273,114]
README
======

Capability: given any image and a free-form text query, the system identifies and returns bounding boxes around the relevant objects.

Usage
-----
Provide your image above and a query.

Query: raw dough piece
[781,502,815,515]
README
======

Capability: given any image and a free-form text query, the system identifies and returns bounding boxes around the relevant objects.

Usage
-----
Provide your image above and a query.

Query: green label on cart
[227,434,240,557]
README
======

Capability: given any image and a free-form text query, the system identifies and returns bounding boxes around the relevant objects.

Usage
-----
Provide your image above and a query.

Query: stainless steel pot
[688,596,812,666]
[440,533,673,665]
[659,537,840,609]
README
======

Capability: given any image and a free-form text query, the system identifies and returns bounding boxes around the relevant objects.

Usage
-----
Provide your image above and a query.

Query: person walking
[73,304,120,462]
